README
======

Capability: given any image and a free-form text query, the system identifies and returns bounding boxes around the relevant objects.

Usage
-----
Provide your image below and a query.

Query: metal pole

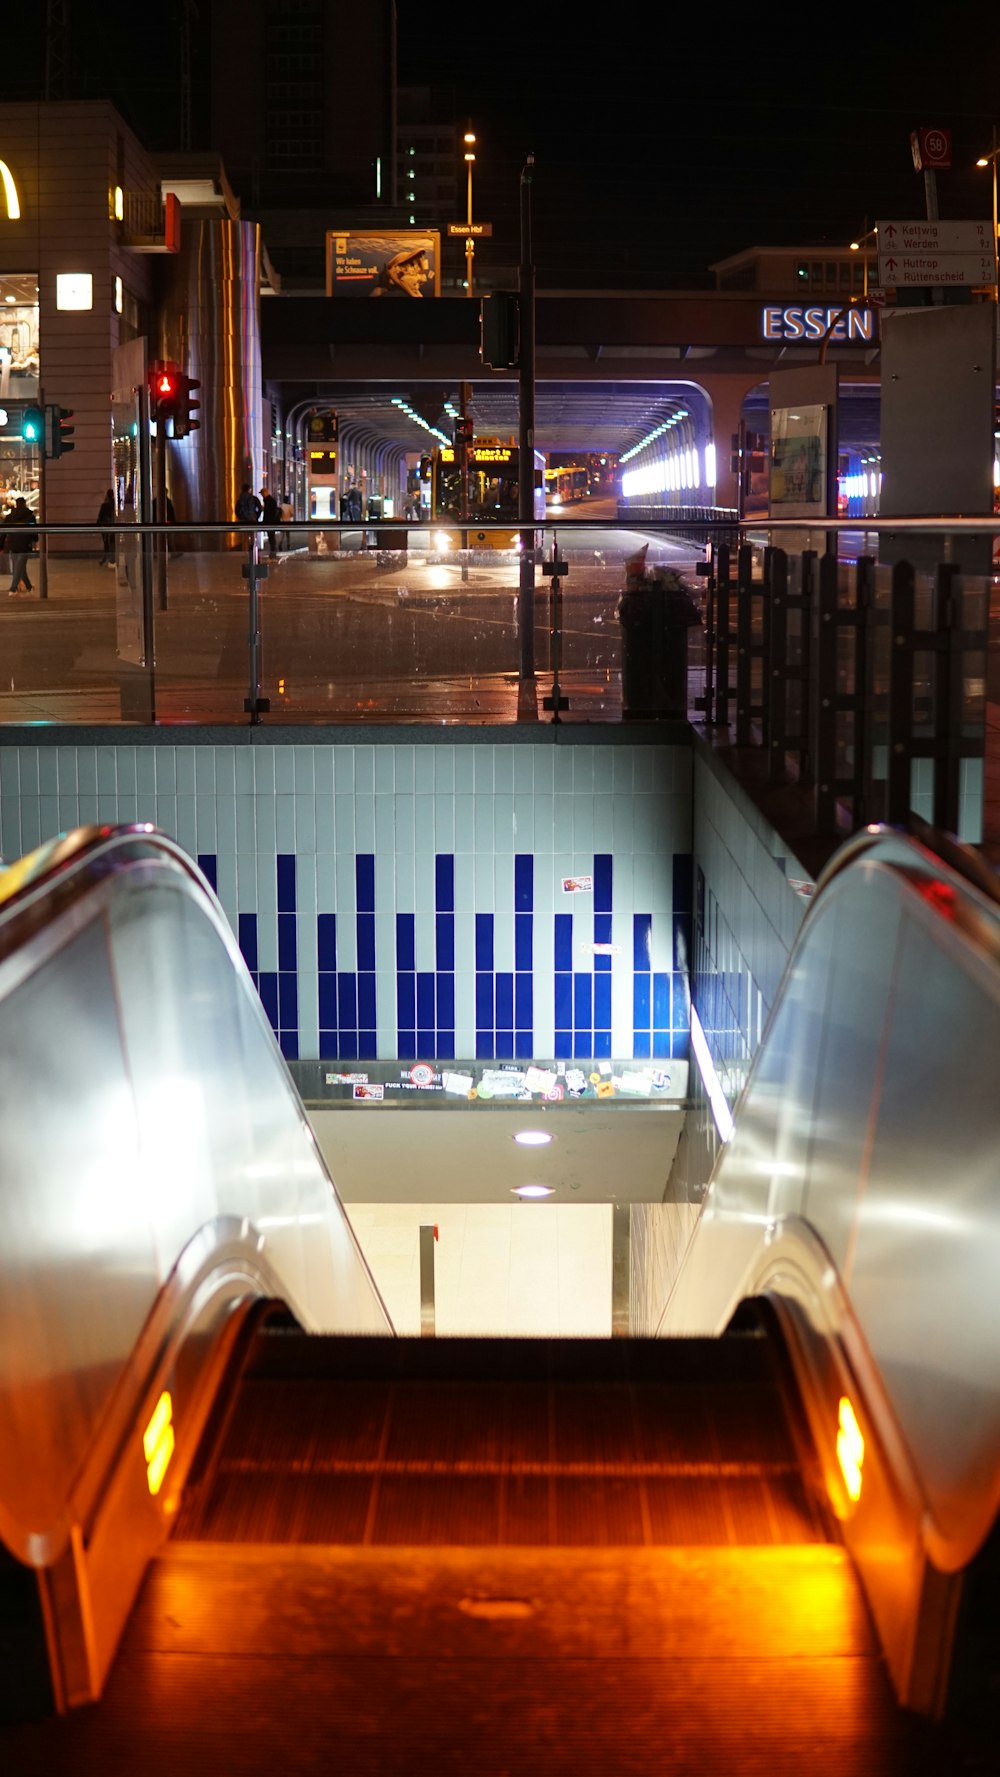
[517,153,537,718]
[419,1222,438,1336]
[154,421,168,610]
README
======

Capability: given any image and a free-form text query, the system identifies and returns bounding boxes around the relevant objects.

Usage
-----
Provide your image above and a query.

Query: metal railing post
[242,529,270,725]
[888,559,916,826]
[814,551,840,834]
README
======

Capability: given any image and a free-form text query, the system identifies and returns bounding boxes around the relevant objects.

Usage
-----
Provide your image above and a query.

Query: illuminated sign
[440,445,514,464]
[326,229,441,298]
[762,305,875,344]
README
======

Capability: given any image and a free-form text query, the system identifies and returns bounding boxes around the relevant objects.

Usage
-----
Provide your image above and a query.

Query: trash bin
[616,562,701,719]
[375,525,409,553]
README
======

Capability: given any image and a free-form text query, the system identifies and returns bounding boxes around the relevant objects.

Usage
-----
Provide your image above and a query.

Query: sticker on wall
[524,1065,558,1096]
[353,1083,384,1100]
[582,941,621,956]
[409,1063,437,1088]
[327,1071,370,1085]
[562,875,593,894]
[442,1071,475,1097]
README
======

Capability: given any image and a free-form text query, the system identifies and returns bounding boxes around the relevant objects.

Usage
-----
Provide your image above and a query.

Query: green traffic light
[21,406,44,443]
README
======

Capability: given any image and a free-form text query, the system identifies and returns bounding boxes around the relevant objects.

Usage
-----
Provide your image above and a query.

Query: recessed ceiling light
[512,1130,552,1147]
[512,1184,554,1199]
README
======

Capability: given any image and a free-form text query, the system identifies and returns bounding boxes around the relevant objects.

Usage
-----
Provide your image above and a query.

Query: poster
[326,231,441,298]
[769,402,828,516]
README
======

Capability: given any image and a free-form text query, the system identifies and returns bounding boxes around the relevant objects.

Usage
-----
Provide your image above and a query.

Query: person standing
[261,487,280,559]
[235,483,262,526]
[97,488,116,567]
[5,496,38,596]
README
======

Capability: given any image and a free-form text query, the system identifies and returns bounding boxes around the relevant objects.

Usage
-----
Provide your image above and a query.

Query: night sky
[14,2,1000,287]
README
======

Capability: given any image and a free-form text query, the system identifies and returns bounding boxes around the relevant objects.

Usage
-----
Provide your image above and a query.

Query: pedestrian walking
[279,493,294,551]
[235,484,262,525]
[261,487,280,559]
[97,488,116,567]
[4,496,38,596]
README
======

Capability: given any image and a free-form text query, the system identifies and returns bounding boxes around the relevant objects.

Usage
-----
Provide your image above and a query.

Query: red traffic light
[155,372,176,397]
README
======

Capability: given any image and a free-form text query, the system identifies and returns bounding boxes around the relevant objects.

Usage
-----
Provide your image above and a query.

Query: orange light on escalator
[143,1389,176,1496]
[836,1395,864,1503]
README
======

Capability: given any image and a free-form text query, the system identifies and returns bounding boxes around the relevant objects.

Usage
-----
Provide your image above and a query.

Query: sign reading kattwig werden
[876,220,996,287]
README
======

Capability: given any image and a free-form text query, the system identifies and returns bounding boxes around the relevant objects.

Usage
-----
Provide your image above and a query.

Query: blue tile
[475,912,494,971]
[359,1030,377,1057]
[278,973,298,1029]
[673,851,693,914]
[515,853,533,911]
[594,912,612,948]
[554,913,573,972]
[338,974,358,1030]
[397,973,415,1027]
[515,972,532,1030]
[435,853,455,912]
[317,913,337,972]
[496,972,514,1031]
[278,912,297,973]
[653,1031,671,1059]
[198,853,218,891]
[515,913,532,972]
[320,1030,337,1055]
[417,1029,435,1056]
[573,1032,591,1059]
[436,913,455,971]
[495,1031,514,1059]
[258,972,278,1027]
[356,913,376,972]
[634,974,651,1029]
[594,1030,612,1058]
[437,974,455,1030]
[437,1033,455,1059]
[475,973,493,1029]
[396,913,415,972]
[356,853,375,913]
[358,974,376,1029]
[633,1032,651,1059]
[398,1030,416,1056]
[515,1031,533,1059]
[476,1033,493,1059]
[653,972,672,1030]
[417,971,435,1030]
[277,853,296,912]
[339,1031,358,1059]
[319,976,338,1028]
[594,853,613,913]
[594,975,611,1029]
[573,973,592,1030]
[673,912,690,971]
[554,973,573,1031]
[672,976,690,1032]
[238,913,258,972]
[634,913,652,970]
[554,1031,573,1059]
[279,1031,299,1060]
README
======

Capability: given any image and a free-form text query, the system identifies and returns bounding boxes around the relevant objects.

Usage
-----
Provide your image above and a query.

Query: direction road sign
[876,219,994,254]
[877,251,996,287]
[448,222,493,237]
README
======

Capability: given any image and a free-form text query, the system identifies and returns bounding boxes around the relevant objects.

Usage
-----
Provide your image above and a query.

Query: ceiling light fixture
[512,1184,554,1199]
[512,1130,553,1147]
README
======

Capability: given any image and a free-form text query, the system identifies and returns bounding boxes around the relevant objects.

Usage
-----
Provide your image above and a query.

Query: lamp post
[849,224,878,299]
[975,128,999,300]
[459,128,477,570]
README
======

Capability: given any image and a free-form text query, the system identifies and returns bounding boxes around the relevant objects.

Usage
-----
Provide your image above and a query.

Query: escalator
[1,821,1000,1771]
[1,1307,945,1773]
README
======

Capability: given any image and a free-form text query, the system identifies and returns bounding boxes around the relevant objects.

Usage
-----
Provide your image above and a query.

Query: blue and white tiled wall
[0,737,694,1065]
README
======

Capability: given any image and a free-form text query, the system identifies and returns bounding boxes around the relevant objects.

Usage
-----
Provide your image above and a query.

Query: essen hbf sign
[761,305,876,343]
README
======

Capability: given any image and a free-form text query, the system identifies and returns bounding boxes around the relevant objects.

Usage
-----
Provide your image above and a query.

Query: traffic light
[46,404,75,457]
[480,291,520,369]
[173,372,201,439]
[148,360,180,430]
[454,414,473,449]
[20,405,45,445]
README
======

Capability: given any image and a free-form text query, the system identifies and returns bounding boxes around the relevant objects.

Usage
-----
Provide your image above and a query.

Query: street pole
[460,132,476,578]
[517,153,537,719]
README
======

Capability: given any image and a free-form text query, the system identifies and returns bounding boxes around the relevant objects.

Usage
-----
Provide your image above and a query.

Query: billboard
[326,230,441,298]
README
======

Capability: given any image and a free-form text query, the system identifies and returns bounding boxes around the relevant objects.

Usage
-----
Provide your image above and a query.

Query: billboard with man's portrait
[326,231,441,298]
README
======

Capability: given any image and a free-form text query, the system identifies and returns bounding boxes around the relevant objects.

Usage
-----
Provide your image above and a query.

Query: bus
[544,464,590,507]
[428,438,545,550]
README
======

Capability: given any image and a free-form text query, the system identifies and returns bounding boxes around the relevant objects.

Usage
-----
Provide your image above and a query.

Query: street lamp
[975,128,999,300]
[463,129,476,297]
[849,225,878,298]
